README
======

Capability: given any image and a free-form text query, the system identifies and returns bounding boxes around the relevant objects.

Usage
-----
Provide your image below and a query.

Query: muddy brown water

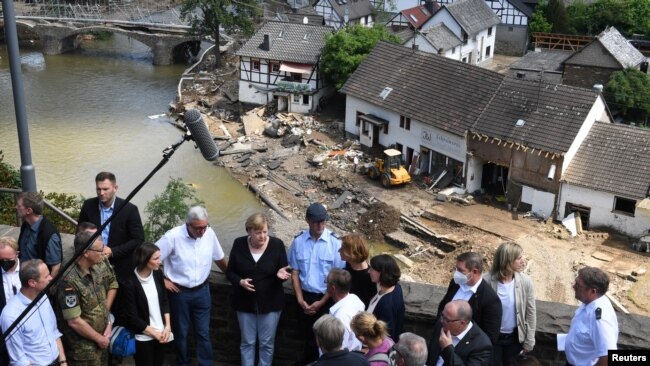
[0,35,261,252]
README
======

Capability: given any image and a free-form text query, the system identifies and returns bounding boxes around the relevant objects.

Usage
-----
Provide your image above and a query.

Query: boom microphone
[184,109,220,161]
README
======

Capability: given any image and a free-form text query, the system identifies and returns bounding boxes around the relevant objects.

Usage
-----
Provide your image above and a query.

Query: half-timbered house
[314,0,375,30]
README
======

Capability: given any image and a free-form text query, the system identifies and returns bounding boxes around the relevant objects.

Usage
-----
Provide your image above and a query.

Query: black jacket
[78,196,144,281]
[120,269,169,334]
[225,236,288,313]
[436,279,502,345]
[18,215,61,268]
[372,282,405,342]
[314,349,369,366]
[427,321,492,366]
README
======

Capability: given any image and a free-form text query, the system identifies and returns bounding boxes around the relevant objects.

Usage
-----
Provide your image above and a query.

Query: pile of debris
[358,202,401,242]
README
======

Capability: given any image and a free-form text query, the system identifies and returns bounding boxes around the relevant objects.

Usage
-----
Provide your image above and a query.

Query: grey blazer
[483,271,537,350]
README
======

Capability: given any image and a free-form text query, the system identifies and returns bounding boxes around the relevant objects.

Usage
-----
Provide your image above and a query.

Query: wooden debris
[605,292,629,314]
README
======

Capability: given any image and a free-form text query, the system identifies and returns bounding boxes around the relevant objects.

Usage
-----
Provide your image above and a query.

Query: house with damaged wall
[468,78,610,219]
[342,41,612,220]
[559,122,650,237]
[236,21,333,114]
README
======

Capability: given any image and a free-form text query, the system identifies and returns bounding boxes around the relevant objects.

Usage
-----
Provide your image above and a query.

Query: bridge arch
[14,21,199,65]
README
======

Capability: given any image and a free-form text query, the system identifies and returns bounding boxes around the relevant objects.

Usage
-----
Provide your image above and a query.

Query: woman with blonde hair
[226,213,291,366]
[339,233,376,307]
[484,242,536,366]
[350,312,393,365]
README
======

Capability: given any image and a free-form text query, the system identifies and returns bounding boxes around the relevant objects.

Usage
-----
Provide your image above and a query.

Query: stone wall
[207,273,650,366]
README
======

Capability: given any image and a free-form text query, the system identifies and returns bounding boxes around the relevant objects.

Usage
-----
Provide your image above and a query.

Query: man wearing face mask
[0,237,21,366]
[430,252,502,348]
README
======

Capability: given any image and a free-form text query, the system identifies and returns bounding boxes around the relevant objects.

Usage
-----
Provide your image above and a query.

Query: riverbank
[171,47,650,316]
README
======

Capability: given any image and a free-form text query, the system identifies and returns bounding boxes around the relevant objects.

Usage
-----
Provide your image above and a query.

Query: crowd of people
[0,171,621,366]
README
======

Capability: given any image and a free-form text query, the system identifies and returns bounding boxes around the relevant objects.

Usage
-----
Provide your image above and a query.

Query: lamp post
[2,0,37,192]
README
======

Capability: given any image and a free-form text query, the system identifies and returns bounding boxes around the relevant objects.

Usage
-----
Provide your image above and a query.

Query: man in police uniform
[565,267,618,366]
[57,229,118,366]
[288,203,346,365]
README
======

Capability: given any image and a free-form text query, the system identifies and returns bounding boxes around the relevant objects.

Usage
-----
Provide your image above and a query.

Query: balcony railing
[276,80,312,93]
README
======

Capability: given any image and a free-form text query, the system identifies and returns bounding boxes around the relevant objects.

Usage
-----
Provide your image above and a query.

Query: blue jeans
[169,284,212,366]
[237,311,282,366]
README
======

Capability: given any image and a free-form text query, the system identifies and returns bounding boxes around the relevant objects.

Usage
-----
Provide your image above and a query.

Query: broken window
[303,94,309,105]
[290,73,302,81]
[613,196,636,216]
[356,111,364,126]
[362,121,370,136]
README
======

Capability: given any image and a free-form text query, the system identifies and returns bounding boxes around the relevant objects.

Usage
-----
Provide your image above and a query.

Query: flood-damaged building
[236,21,333,114]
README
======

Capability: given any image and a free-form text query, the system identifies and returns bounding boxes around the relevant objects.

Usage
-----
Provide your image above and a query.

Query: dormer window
[379,87,393,99]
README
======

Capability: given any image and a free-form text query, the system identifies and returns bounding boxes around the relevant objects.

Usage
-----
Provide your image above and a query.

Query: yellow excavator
[368,149,412,188]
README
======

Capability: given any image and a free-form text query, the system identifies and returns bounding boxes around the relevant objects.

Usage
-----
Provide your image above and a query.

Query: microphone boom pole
[0,133,193,343]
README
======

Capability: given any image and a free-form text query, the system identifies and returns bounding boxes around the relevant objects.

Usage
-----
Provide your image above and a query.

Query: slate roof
[509,50,571,73]
[597,27,646,67]
[471,77,600,154]
[563,122,650,199]
[445,0,501,36]
[340,41,504,136]
[423,23,462,51]
[327,0,374,21]
[236,21,332,64]
[564,26,646,68]
[401,4,436,29]
[509,0,534,17]
[275,7,325,25]
[391,27,417,44]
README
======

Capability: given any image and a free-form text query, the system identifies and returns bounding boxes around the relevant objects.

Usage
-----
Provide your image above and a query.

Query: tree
[566,0,591,34]
[320,24,401,90]
[180,0,259,67]
[144,177,204,241]
[529,1,552,34]
[0,152,21,225]
[545,0,570,34]
[605,68,650,125]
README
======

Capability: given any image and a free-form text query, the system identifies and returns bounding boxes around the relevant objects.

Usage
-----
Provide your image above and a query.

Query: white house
[314,0,375,30]
[437,0,536,55]
[559,122,650,237]
[419,0,500,64]
[467,79,611,219]
[236,21,333,114]
[385,1,439,30]
[404,23,462,59]
[340,41,504,187]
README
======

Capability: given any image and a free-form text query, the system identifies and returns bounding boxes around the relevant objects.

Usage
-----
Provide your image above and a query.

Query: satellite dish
[303,16,308,24]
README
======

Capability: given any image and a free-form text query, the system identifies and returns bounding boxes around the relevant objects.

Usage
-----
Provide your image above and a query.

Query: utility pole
[2,0,37,192]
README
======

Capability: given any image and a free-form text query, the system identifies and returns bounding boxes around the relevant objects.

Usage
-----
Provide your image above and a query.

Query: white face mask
[453,270,470,287]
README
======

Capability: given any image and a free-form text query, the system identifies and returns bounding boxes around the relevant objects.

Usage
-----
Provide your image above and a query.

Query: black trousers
[296,291,333,366]
[492,329,522,366]
[134,339,166,366]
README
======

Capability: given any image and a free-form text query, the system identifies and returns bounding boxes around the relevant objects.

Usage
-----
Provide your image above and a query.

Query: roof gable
[340,41,504,136]
[401,4,437,29]
[236,21,332,64]
[445,0,500,35]
[471,78,600,154]
[423,23,462,50]
[563,122,650,199]
[564,26,646,68]
[325,0,374,21]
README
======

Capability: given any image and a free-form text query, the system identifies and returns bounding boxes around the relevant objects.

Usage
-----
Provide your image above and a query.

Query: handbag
[110,325,136,357]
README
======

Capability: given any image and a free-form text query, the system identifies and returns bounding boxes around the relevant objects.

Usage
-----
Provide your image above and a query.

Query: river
[0,34,261,252]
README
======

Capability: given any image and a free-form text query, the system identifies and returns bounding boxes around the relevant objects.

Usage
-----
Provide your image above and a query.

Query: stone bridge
[13,19,200,65]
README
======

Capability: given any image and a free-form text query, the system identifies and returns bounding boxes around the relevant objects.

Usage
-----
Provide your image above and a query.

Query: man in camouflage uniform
[57,229,118,365]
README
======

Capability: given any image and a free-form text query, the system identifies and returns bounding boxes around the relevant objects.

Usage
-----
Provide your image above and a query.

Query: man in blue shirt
[288,203,345,365]
[16,192,62,277]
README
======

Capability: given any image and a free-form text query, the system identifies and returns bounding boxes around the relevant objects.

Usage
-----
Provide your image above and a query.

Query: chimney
[262,34,271,51]
[412,43,419,51]
[424,0,435,14]
[516,71,525,79]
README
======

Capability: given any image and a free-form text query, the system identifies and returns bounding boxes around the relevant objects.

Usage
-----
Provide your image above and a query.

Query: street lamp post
[2,0,37,192]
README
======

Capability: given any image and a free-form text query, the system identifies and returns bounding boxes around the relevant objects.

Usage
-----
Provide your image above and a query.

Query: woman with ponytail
[351,312,394,366]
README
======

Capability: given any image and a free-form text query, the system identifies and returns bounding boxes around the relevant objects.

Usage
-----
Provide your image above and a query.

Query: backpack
[110,325,136,357]
[367,347,398,366]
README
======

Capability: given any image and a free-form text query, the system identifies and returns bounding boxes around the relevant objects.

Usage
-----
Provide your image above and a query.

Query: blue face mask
[453,270,470,287]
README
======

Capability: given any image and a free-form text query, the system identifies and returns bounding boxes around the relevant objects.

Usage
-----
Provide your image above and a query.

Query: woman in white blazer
[484,242,536,366]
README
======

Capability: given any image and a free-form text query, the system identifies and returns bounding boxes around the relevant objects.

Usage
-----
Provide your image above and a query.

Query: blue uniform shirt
[288,228,345,294]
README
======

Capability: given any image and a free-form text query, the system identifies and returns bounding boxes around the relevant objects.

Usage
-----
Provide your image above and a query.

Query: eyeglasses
[441,315,462,323]
[391,344,403,359]
[189,224,209,232]
[86,248,104,253]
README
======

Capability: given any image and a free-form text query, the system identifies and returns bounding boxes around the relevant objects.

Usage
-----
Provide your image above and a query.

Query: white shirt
[565,295,618,366]
[497,280,517,333]
[330,293,365,351]
[2,261,21,303]
[452,277,482,301]
[437,322,474,366]
[0,293,61,366]
[134,269,164,342]
[366,288,386,314]
[156,224,225,288]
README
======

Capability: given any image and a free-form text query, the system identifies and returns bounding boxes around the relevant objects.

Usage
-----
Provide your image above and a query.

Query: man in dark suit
[78,171,144,282]
[427,300,492,366]
[435,252,502,345]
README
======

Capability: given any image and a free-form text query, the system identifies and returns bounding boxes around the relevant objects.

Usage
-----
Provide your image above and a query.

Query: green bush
[144,177,203,242]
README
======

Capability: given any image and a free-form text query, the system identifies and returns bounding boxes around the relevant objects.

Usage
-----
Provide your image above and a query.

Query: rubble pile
[357,202,401,241]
